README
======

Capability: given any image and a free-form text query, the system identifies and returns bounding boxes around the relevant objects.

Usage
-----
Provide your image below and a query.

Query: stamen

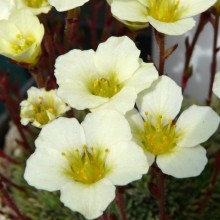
[11,34,35,54]
[148,0,187,22]
[140,113,181,155]
[90,75,122,98]
[62,146,110,184]
[24,0,48,8]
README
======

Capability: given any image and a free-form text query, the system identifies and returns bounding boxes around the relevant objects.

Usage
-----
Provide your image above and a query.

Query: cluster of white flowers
[22,37,220,219]
[0,0,218,219]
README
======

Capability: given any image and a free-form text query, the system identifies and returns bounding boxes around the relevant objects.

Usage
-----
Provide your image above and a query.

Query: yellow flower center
[24,0,48,8]
[148,0,187,22]
[11,34,35,54]
[140,113,180,155]
[33,96,57,125]
[62,146,110,184]
[90,75,122,98]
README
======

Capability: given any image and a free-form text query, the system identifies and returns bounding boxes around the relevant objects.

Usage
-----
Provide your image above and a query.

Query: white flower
[55,36,158,114]
[126,75,220,178]
[48,0,89,11]
[213,71,220,98]
[110,0,216,35]
[20,87,70,128]
[0,9,44,64]
[14,0,52,15]
[24,110,148,219]
[0,0,15,20]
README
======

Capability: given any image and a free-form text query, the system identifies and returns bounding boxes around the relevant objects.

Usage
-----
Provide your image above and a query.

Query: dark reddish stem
[158,170,166,220]
[64,8,80,51]
[207,15,219,105]
[149,165,167,220]
[181,12,212,91]
[0,182,28,220]
[28,66,45,88]
[0,175,25,192]
[0,151,19,164]
[115,187,127,220]
[86,1,104,49]
[0,76,32,152]
[154,30,165,75]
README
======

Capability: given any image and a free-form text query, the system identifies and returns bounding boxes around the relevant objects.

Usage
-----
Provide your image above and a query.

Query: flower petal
[176,105,220,147]
[9,9,44,42]
[125,62,158,93]
[57,82,108,110]
[94,36,141,82]
[136,75,183,122]
[126,108,145,133]
[157,145,207,178]
[82,110,132,147]
[35,117,86,152]
[213,71,220,98]
[106,141,148,185]
[55,49,97,82]
[60,179,115,219]
[147,16,195,35]
[24,147,69,191]
[126,109,155,165]
[90,87,137,114]
[111,0,148,23]
[0,0,14,20]
[181,0,216,18]
[48,0,89,11]
[55,49,109,110]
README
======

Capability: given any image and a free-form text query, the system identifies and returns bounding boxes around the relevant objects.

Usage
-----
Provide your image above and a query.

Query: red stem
[1,81,32,152]
[181,12,211,91]
[158,170,166,220]
[207,15,219,105]
[0,175,26,192]
[0,182,28,220]
[149,165,167,220]
[115,187,127,220]
[154,30,165,75]
[0,151,19,164]
[64,8,80,51]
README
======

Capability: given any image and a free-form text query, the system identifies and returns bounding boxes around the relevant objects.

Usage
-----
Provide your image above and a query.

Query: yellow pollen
[24,0,48,8]
[32,96,57,125]
[11,34,35,54]
[90,75,122,98]
[140,113,180,155]
[148,0,187,22]
[63,146,110,184]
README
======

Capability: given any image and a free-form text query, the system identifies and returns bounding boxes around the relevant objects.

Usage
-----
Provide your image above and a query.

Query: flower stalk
[207,14,219,105]
[150,165,167,220]
[0,181,28,220]
[64,8,80,51]
[154,30,165,75]
[115,187,127,220]
[181,12,212,91]
[0,74,32,152]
